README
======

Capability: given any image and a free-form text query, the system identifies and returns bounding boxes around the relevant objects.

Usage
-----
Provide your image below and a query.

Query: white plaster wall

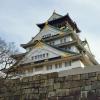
[72,60,84,68]
[53,39,60,45]
[48,36,73,45]
[32,26,60,42]
[31,49,59,61]
[18,60,85,78]
[48,13,61,21]
[20,43,68,64]
[66,36,72,42]
[12,60,85,79]
[70,46,79,53]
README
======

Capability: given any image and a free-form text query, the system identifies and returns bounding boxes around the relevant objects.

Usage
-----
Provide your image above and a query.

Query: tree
[0,37,18,77]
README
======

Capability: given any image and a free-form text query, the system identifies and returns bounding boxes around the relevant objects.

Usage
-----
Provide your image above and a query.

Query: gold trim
[34,41,43,48]
[44,21,49,31]
[17,54,81,70]
[45,21,48,25]
[58,32,64,35]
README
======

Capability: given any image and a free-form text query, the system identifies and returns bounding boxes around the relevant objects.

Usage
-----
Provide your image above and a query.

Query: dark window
[35,56,37,59]
[43,54,45,57]
[46,53,49,57]
[55,64,58,69]
[64,37,66,43]
[47,65,52,70]
[55,63,62,68]
[37,55,39,58]
[60,39,63,43]
[35,66,43,71]
[31,56,34,60]
[59,63,62,68]
[40,54,42,58]
[51,41,55,45]
[65,61,71,67]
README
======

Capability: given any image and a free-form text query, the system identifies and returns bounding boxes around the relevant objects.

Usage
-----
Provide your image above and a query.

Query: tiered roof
[9,11,99,73]
[37,12,80,33]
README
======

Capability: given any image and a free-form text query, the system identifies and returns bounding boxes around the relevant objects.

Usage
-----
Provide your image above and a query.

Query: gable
[48,12,62,21]
[32,25,62,42]
[19,42,72,64]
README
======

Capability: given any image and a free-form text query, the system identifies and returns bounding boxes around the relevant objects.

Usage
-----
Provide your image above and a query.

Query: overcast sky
[0,0,100,62]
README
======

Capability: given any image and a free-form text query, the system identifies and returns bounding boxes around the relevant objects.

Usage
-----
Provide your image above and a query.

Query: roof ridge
[52,11,63,17]
[47,11,63,22]
[47,24,66,32]
[43,41,78,55]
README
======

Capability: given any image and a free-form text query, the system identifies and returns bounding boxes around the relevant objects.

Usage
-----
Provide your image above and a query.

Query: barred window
[55,63,62,69]
[65,61,71,67]
[47,65,52,70]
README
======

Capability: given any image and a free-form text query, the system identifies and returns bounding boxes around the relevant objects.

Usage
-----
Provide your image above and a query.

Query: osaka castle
[8,11,98,78]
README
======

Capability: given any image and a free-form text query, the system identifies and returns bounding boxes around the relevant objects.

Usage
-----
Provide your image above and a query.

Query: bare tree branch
[0,37,19,78]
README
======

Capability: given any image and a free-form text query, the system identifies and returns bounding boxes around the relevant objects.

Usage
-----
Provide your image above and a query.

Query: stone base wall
[1,66,100,100]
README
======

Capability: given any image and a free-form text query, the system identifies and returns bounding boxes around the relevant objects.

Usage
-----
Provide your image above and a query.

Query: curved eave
[20,40,39,49]
[11,53,26,60]
[37,14,81,33]
[21,44,29,49]
[19,54,82,67]
[21,43,34,49]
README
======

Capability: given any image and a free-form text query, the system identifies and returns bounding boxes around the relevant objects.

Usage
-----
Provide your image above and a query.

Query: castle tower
[8,11,98,78]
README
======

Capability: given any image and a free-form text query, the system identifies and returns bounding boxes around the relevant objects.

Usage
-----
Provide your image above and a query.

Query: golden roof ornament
[45,21,48,26]
[53,10,56,13]
[44,21,49,31]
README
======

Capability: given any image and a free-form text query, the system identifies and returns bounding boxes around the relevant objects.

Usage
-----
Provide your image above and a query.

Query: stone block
[81,91,88,99]
[54,83,60,89]
[47,79,54,86]
[22,77,29,82]
[40,74,47,80]
[54,77,65,83]
[39,93,46,100]
[33,88,39,94]
[39,87,47,93]
[34,83,40,88]
[97,75,100,80]
[88,72,96,77]
[80,80,86,87]
[91,84,98,90]
[96,89,100,96]
[32,93,39,100]
[85,79,91,85]
[90,77,97,82]
[84,85,91,91]
[56,89,67,96]
[95,81,100,88]
[47,85,54,92]
[47,72,58,79]
[40,79,45,83]
[96,71,100,75]
[70,87,80,95]
[56,89,69,97]
[32,74,41,81]
[81,73,89,80]
[48,96,57,100]
[48,91,56,97]
[87,91,97,100]
[60,82,70,89]
[58,96,73,100]
[65,75,73,81]
[72,74,80,81]
[70,81,81,88]
[28,76,33,82]
[66,89,70,96]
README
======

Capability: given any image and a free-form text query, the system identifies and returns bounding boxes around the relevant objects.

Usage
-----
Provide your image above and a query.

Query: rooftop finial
[53,10,56,13]
[45,21,48,26]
